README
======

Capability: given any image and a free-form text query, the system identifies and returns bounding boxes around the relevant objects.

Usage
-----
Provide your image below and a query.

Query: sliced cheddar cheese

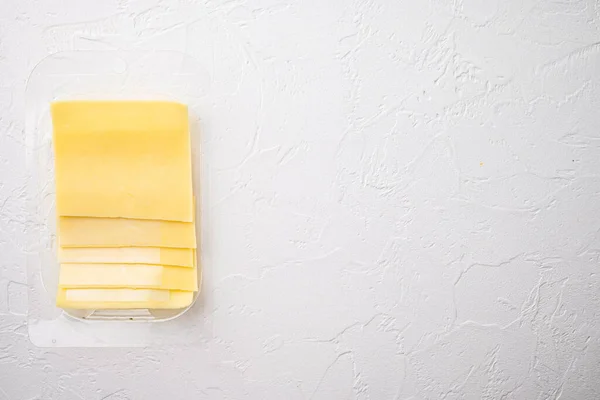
[51,101,194,222]
[59,263,198,291]
[58,216,196,248]
[56,288,194,309]
[59,247,195,268]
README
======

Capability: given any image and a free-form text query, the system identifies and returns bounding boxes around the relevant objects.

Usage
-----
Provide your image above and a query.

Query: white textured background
[2,0,600,398]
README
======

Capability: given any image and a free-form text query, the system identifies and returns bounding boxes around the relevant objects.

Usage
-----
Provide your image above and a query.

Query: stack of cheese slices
[51,101,198,310]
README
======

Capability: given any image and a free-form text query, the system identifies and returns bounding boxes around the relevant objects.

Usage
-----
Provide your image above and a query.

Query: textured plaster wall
[1,0,600,398]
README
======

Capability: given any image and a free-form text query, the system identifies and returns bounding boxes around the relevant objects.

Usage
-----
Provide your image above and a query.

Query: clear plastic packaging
[25,51,209,347]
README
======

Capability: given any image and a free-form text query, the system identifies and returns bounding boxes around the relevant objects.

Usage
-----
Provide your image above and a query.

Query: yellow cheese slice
[58,217,196,248]
[59,247,195,268]
[59,264,198,291]
[51,101,194,222]
[56,288,194,309]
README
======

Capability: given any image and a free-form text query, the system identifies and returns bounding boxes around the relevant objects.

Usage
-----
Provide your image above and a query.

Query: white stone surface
[1,0,600,398]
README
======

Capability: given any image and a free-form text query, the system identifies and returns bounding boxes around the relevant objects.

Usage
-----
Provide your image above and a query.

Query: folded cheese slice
[59,247,195,268]
[56,288,194,309]
[59,264,198,291]
[51,101,194,222]
[59,217,196,248]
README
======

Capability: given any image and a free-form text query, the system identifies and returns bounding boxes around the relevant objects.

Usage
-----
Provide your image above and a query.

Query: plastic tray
[25,51,209,347]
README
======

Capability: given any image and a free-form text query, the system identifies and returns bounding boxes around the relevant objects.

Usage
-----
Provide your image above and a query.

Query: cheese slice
[51,101,193,222]
[59,247,195,268]
[56,288,194,309]
[59,264,198,291]
[59,217,196,248]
